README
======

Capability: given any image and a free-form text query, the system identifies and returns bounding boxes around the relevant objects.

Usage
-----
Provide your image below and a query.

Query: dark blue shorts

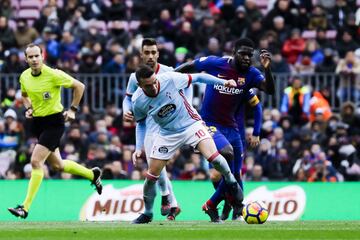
[206,122,244,173]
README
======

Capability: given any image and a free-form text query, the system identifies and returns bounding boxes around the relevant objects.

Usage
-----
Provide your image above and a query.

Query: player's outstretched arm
[191,73,237,87]
[175,61,197,73]
[258,49,275,95]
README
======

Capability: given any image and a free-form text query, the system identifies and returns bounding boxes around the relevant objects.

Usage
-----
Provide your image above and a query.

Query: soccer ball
[242,201,269,224]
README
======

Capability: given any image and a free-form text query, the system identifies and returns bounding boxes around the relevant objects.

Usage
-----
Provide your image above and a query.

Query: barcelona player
[176,38,274,222]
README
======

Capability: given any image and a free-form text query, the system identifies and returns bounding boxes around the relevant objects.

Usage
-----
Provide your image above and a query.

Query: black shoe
[161,195,171,216]
[132,213,153,224]
[167,207,181,221]
[91,167,103,195]
[232,205,243,220]
[220,200,232,221]
[8,205,28,219]
[226,182,244,209]
[202,203,222,223]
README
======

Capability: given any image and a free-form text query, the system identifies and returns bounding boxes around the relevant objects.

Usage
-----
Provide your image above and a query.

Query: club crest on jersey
[158,146,168,153]
[237,77,245,85]
[166,92,172,99]
[157,104,176,118]
[43,92,51,100]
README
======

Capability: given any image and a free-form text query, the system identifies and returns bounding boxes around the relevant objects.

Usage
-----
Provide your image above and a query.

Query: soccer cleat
[225,182,244,220]
[167,207,181,221]
[220,200,232,221]
[202,203,222,223]
[91,167,103,195]
[226,182,244,208]
[131,213,153,224]
[8,205,28,219]
[161,195,171,216]
[232,206,243,220]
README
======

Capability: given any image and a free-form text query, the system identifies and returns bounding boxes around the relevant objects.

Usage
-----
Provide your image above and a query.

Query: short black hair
[24,43,43,57]
[142,38,157,49]
[234,38,255,50]
[136,64,154,83]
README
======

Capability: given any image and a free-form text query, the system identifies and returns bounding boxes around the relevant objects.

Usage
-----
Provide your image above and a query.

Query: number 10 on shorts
[195,129,207,139]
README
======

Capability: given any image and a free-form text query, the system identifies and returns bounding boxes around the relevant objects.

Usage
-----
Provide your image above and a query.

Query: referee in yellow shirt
[8,43,103,219]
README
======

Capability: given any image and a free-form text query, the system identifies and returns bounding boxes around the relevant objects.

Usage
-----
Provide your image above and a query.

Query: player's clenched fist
[225,79,237,87]
[260,49,271,69]
[248,135,260,148]
[123,111,135,122]
[25,108,33,119]
[63,109,76,122]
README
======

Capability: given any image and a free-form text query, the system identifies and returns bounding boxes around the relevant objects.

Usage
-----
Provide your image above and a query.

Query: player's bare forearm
[191,73,236,87]
[71,79,85,106]
[21,93,32,109]
[259,67,275,95]
[259,49,275,95]
[175,61,197,73]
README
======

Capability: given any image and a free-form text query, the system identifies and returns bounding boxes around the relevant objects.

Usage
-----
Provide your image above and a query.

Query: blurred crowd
[1,0,360,182]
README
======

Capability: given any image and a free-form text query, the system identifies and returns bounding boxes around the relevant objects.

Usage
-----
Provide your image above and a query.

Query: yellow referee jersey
[19,64,75,117]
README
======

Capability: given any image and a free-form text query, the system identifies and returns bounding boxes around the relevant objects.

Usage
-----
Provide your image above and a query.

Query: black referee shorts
[32,112,65,151]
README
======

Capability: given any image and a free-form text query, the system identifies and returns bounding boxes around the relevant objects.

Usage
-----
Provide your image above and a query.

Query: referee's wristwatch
[70,105,79,112]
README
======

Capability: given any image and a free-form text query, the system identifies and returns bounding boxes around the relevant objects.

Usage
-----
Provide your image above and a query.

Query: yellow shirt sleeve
[53,69,75,88]
[19,74,27,94]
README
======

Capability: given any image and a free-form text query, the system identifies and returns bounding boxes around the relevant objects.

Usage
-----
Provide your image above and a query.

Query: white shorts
[144,133,158,162]
[150,121,212,160]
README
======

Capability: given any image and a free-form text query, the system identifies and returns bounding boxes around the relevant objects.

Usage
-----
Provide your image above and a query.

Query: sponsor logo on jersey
[213,84,243,95]
[157,104,176,118]
[158,146,168,153]
[237,77,245,85]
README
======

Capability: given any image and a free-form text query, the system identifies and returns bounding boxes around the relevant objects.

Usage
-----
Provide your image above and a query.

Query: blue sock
[209,179,226,207]
[212,180,220,190]
[143,173,158,217]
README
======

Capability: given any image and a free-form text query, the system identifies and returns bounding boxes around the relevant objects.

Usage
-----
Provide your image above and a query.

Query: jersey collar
[155,64,160,74]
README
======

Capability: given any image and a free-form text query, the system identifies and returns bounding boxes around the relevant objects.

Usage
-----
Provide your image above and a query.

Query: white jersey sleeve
[166,72,192,90]
[126,73,138,96]
[131,91,147,122]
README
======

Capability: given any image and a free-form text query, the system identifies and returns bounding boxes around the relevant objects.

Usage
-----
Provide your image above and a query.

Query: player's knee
[146,172,159,182]
[209,169,222,182]
[52,162,63,172]
[30,159,43,169]
[219,145,234,163]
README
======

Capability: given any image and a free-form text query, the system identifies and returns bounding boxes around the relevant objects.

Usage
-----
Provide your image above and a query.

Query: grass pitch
[0,221,359,240]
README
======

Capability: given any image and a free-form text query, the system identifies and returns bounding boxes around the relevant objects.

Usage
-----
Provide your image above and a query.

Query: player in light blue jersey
[122,39,192,220]
[131,64,244,224]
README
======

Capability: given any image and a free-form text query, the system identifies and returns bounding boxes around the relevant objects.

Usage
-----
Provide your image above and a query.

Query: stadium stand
[0,0,360,182]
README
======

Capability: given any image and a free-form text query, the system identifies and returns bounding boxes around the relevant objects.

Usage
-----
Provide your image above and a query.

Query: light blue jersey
[132,72,229,143]
[132,72,199,135]
[123,63,193,136]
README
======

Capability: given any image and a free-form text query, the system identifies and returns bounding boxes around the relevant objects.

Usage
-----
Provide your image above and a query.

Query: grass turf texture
[0,221,359,240]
